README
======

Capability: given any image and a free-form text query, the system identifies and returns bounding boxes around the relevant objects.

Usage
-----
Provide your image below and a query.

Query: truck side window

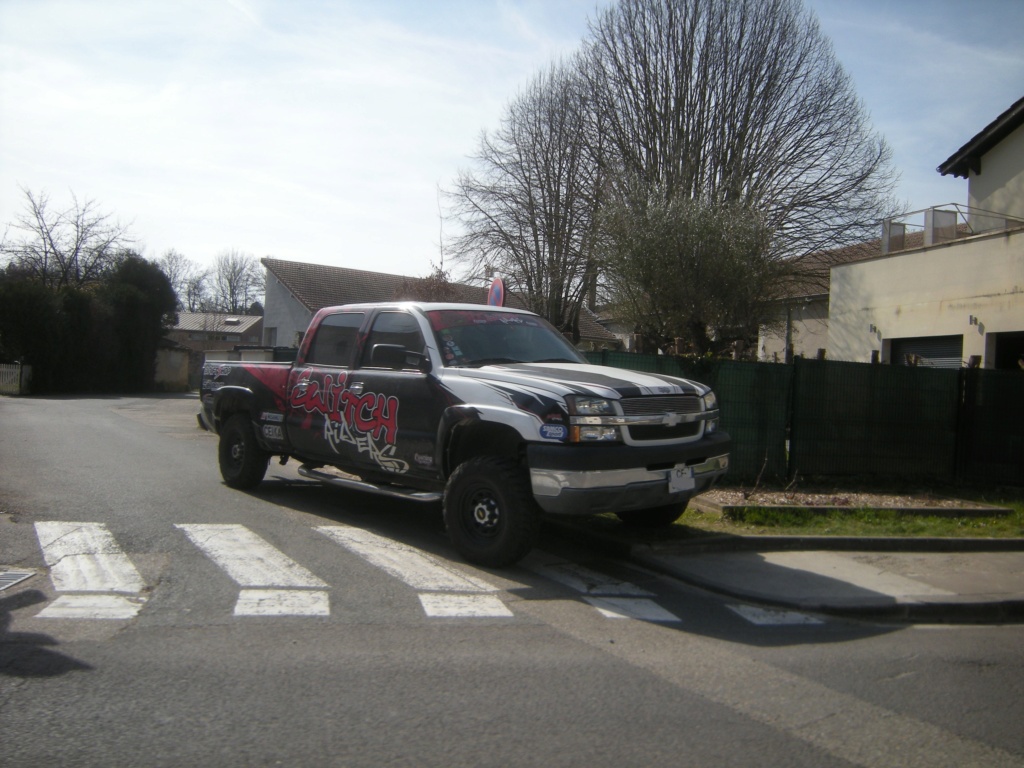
[361,311,425,367]
[308,312,364,367]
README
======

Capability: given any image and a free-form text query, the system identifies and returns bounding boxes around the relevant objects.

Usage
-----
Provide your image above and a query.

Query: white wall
[828,228,1024,366]
[759,298,830,361]
[968,123,1024,222]
[263,276,313,347]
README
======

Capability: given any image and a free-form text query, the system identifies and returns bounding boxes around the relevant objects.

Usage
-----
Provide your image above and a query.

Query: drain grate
[0,570,36,592]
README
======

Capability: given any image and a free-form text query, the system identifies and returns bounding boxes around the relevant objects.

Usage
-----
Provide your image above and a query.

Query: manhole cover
[0,570,36,591]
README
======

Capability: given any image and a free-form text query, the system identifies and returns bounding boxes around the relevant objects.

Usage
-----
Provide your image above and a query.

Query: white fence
[0,363,32,395]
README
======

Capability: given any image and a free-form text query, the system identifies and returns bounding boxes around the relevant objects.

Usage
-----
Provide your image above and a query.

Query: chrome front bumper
[530,454,729,515]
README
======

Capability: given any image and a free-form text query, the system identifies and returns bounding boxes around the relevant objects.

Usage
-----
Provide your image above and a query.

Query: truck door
[343,309,446,482]
[285,310,366,463]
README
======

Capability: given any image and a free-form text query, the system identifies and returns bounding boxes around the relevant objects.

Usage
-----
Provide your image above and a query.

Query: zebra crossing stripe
[315,525,497,593]
[316,525,511,618]
[176,524,328,617]
[418,594,514,618]
[33,521,147,619]
[584,597,682,623]
[524,554,682,623]
[34,521,146,594]
[728,604,824,626]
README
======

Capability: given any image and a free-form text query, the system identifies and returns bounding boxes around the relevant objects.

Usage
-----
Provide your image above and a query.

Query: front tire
[615,502,687,528]
[443,457,540,568]
[218,414,270,490]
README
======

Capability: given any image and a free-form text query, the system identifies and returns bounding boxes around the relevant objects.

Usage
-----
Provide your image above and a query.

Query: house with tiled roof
[762,94,1024,369]
[261,258,619,350]
[167,312,264,387]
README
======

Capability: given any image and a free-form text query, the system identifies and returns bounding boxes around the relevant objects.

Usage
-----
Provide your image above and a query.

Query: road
[1,394,1022,767]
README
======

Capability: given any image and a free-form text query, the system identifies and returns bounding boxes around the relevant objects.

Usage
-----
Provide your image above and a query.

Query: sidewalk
[548,522,1024,623]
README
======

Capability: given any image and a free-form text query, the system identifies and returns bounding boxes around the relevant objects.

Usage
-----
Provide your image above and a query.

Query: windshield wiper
[532,358,580,364]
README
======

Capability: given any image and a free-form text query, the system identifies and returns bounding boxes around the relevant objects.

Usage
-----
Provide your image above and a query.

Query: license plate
[669,466,695,493]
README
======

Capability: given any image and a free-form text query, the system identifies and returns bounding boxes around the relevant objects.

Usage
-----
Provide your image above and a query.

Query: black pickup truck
[199,302,730,566]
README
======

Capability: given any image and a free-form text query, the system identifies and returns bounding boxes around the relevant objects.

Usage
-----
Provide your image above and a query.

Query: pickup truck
[199,302,730,566]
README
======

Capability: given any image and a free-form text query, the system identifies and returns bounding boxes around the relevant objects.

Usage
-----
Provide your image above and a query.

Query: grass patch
[679,491,1024,539]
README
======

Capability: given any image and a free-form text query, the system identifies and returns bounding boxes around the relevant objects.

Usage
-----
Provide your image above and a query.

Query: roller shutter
[890,335,964,368]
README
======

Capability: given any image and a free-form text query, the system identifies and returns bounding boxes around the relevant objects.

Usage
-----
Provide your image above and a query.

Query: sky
[2,0,1023,281]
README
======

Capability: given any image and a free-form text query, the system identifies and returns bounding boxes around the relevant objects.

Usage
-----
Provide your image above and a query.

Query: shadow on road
[0,589,94,678]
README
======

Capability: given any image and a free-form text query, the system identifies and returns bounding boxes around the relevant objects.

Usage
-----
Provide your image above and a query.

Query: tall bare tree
[210,249,265,314]
[0,187,134,289]
[585,0,900,258]
[584,0,901,351]
[446,60,605,338]
[155,249,212,312]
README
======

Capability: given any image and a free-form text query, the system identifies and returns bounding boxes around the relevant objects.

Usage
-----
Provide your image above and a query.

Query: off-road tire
[443,456,540,568]
[218,414,270,490]
[615,502,687,528]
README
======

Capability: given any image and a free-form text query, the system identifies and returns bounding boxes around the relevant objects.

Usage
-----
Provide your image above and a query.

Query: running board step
[298,465,443,503]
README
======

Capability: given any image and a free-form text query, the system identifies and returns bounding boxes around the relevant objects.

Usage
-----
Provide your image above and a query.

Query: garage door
[890,335,964,368]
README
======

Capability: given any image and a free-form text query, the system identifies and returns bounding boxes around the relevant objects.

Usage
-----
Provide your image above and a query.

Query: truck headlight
[702,390,719,434]
[566,396,616,416]
[566,396,620,442]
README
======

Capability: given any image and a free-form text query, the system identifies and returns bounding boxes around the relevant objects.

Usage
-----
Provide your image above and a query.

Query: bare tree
[209,249,265,314]
[446,60,605,338]
[584,0,901,259]
[0,187,134,289]
[155,249,212,312]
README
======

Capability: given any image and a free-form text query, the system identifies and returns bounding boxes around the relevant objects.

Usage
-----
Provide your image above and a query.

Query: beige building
[762,95,1024,369]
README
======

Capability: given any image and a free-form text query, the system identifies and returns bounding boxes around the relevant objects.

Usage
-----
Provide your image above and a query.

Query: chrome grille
[620,395,701,416]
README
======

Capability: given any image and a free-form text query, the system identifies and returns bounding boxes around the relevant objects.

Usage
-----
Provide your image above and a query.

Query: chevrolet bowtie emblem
[664,412,681,427]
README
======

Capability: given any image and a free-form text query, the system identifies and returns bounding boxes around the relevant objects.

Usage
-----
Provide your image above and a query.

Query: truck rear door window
[308,312,364,367]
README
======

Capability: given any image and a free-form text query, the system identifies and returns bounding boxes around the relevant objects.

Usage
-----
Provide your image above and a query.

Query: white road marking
[728,604,824,626]
[176,524,328,617]
[34,521,145,594]
[234,589,330,617]
[418,594,514,618]
[176,524,327,588]
[523,553,681,622]
[316,525,497,593]
[583,596,681,622]
[524,557,653,596]
[36,594,146,620]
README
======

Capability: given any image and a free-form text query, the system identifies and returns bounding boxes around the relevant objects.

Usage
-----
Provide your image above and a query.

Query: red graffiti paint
[289,369,399,446]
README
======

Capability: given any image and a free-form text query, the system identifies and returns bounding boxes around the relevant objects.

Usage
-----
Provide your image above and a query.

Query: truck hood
[447,362,707,400]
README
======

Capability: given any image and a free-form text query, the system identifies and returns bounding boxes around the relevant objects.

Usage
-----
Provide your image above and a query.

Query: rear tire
[443,456,540,567]
[218,414,270,490]
[615,502,687,529]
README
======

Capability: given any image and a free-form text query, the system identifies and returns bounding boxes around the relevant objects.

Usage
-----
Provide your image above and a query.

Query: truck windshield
[425,309,587,368]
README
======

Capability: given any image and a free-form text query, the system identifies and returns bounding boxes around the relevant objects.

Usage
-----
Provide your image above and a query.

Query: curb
[543,518,1024,624]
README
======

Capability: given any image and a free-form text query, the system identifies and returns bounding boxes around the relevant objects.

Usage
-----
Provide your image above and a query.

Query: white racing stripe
[35,521,145,594]
[176,524,328,617]
[316,525,497,593]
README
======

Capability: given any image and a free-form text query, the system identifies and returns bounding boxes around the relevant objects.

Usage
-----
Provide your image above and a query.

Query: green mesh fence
[958,369,1024,484]
[789,358,960,478]
[582,351,1022,485]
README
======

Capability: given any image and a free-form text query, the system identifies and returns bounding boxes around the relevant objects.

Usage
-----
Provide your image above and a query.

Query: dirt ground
[700,487,985,509]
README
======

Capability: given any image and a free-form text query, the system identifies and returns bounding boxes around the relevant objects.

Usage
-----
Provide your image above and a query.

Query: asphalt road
[1,394,1022,767]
